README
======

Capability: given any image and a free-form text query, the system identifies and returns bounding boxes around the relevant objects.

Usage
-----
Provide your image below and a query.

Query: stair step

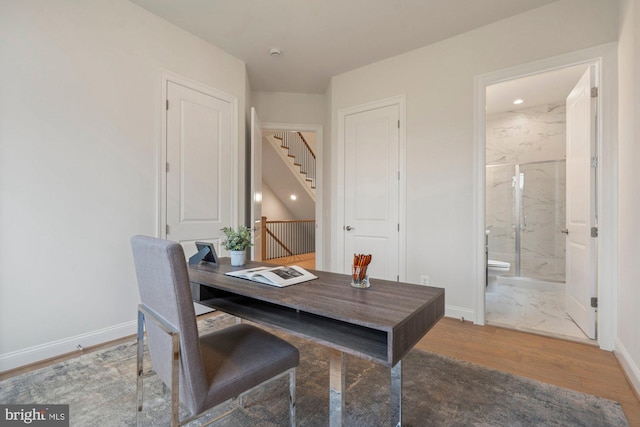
[272,130,316,193]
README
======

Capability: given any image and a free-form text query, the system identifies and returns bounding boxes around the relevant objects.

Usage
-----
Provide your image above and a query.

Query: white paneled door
[343,104,400,281]
[165,80,233,261]
[250,107,263,261]
[565,67,597,339]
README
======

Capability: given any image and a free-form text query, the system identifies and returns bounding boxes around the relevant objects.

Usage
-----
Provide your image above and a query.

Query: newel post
[261,216,267,260]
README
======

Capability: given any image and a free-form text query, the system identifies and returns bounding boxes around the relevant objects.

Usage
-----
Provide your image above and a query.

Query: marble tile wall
[486,103,566,282]
[486,104,566,165]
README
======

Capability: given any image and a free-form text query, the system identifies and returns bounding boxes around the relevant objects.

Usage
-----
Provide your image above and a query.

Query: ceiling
[486,64,589,114]
[130,0,559,94]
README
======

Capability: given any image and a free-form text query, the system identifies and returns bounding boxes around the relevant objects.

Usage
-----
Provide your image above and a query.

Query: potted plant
[221,225,252,266]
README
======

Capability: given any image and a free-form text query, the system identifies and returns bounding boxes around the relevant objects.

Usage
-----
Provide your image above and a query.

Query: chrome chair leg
[289,369,296,427]
[170,330,180,427]
[329,350,345,427]
[136,310,145,426]
[137,305,181,427]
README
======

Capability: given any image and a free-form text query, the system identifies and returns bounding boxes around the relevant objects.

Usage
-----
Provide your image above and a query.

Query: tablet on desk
[189,242,218,265]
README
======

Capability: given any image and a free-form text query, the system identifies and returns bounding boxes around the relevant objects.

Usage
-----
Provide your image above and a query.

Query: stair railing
[261,216,315,260]
[273,131,316,189]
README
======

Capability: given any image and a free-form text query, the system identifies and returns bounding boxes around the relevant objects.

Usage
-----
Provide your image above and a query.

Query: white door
[343,105,400,280]
[250,108,263,261]
[165,80,232,260]
[565,67,597,339]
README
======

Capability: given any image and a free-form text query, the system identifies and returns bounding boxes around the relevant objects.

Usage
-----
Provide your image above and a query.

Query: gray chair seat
[199,323,299,411]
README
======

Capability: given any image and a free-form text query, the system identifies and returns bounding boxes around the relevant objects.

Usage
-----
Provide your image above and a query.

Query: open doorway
[484,65,597,345]
[251,118,323,270]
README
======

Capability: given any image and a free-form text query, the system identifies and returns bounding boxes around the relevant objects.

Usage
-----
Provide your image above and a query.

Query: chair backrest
[130,235,207,414]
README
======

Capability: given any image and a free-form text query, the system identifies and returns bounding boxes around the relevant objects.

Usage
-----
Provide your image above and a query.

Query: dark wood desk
[189,259,445,426]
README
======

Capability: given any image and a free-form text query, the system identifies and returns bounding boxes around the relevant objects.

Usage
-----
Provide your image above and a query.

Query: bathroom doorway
[484,65,596,344]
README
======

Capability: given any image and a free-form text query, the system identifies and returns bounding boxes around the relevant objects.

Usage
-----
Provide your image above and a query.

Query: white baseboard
[445,305,475,322]
[0,320,137,373]
[615,337,640,400]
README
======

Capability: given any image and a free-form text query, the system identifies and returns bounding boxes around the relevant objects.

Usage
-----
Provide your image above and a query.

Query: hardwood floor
[264,252,316,270]
[419,317,640,426]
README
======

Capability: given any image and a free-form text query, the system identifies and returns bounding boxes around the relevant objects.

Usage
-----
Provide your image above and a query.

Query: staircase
[273,131,316,190]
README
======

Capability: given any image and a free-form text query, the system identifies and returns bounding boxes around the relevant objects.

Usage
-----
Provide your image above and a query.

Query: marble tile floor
[485,277,596,345]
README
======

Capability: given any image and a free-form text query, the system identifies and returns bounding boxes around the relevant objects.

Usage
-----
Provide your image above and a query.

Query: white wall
[252,91,326,126]
[262,183,296,221]
[616,0,640,397]
[0,0,247,370]
[329,0,618,320]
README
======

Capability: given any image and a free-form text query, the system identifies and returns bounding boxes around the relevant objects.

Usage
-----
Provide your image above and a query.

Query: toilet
[485,230,511,285]
[487,259,510,286]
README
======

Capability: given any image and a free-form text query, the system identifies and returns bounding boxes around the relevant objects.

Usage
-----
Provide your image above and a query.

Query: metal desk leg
[329,349,345,427]
[391,361,402,427]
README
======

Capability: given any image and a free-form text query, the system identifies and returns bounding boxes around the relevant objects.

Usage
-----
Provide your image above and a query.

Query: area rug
[0,314,628,426]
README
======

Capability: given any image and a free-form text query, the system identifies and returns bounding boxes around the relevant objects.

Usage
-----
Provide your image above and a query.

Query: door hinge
[591,157,598,168]
[397,223,400,231]
[166,162,170,172]
[591,227,598,238]
[591,87,598,98]
[166,99,169,110]
[591,297,598,308]
[397,120,400,129]
[397,275,400,282]
[166,224,170,235]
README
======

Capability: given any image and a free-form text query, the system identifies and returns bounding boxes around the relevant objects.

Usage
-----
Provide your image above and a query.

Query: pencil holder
[351,276,370,288]
[351,266,370,288]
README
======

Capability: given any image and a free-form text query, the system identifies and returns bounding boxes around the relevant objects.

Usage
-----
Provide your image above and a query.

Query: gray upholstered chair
[131,235,299,426]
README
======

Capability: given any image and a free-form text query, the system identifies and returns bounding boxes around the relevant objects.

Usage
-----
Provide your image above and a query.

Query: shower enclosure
[486,159,566,283]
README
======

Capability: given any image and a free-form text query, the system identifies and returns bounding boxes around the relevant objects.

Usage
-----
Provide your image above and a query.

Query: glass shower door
[485,165,516,275]
[519,160,566,282]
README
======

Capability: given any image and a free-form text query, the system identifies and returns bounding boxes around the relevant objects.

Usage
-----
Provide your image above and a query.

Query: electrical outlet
[420,275,429,286]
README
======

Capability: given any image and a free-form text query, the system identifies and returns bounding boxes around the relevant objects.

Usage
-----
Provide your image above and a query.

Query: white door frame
[250,108,263,261]
[158,70,239,239]
[473,43,618,350]
[261,121,324,270]
[335,95,407,280]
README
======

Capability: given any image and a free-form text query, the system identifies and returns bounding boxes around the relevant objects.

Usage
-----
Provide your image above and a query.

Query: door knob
[560,228,569,235]
[345,226,355,231]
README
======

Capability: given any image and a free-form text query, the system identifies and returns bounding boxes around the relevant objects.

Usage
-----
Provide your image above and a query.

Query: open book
[225,265,317,287]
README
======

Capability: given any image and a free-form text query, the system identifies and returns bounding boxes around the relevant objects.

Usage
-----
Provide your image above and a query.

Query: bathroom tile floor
[485,278,596,345]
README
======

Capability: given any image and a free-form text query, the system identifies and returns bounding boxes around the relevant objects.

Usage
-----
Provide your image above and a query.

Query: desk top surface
[189,259,444,333]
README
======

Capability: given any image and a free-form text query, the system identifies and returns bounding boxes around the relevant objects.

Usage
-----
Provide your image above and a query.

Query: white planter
[229,250,246,267]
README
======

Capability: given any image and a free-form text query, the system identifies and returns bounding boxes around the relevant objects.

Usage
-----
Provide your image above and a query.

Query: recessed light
[513,99,524,105]
[290,194,297,201]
